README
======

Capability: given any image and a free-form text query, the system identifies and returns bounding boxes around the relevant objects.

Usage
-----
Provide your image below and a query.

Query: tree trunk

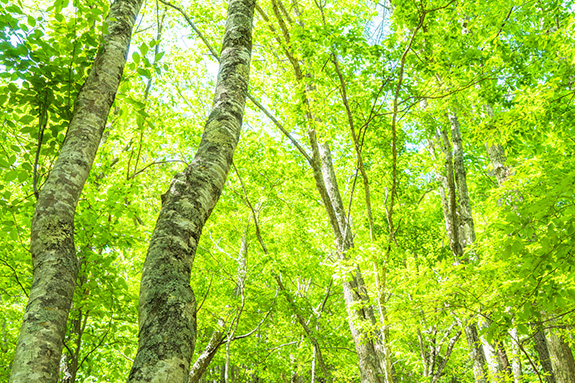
[9,1,143,382]
[318,142,385,383]
[188,320,226,383]
[127,0,255,381]
[509,328,523,383]
[533,328,557,383]
[485,143,509,186]
[465,324,489,383]
[546,328,575,383]
[433,113,490,383]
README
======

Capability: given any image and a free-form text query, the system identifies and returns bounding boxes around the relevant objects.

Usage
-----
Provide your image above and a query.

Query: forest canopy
[1,0,575,382]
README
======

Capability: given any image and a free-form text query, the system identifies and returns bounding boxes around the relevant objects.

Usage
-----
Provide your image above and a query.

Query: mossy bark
[9,1,142,382]
[127,0,255,381]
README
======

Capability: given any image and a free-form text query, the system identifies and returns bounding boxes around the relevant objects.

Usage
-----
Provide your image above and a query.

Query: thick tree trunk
[546,329,575,383]
[127,0,255,381]
[9,1,142,382]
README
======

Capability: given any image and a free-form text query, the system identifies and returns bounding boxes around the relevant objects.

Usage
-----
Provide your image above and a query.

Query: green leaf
[5,170,18,182]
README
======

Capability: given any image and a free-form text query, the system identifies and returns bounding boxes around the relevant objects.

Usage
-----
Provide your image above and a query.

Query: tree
[8,1,143,381]
[1,0,575,381]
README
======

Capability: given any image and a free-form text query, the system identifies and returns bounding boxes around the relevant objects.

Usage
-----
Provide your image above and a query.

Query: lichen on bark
[9,1,143,382]
[127,0,255,382]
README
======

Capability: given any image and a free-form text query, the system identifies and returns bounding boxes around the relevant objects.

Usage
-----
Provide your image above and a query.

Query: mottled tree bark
[485,144,509,186]
[448,113,475,249]
[534,329,557,383]
[434,114,490,383]
[9,1,143,382]
[465,325,489,383]
[546,328,575,383]
[127,0,254,381]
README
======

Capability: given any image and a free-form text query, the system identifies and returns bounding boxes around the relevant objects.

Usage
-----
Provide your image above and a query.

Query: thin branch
[195,275,213,314]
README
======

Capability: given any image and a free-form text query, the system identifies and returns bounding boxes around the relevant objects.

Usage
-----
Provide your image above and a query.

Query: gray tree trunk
[9,1,143,382]
[433,113,490,383]
[127,0,255,381]
[546,328,575,383]
[534,328,557,383]
[509,328,523,383]
[318,142,385,383]
[188,320,226,383]
[465,324,489,383]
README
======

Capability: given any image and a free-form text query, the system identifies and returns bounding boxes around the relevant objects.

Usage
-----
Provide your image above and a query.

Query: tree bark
[127,0,255,381]
[434,113,490,383]
[546,328,575,383]
[509,328,523,383]
[465,324,489,383]
[9,1,143,382]
[534,328,557,383]
[188,320,226,383]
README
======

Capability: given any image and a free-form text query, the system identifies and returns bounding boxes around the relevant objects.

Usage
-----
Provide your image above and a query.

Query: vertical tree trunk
[434,113,490,383]
[509,328,523,383]
[127,0,255,381]
[534,328,557,383]
[465,324,489,383]
[485,144,509,186]
[318,143,385,383]
[546,329,575,383]
[9,1,143,382]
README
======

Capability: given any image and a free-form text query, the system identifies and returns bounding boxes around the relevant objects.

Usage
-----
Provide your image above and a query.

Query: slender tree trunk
[275,275,331,382]
[534,328,557,383]
[509,328,523,383]
[127,0,255,381]
[318,143,384,383]
[433,113,490,383]
[188,320,226,383]
[9,1,142,382]
[546,328,575,383]
[465,324,489,383]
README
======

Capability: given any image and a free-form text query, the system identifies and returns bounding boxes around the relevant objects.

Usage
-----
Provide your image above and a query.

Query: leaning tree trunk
[9,1,143,382]
[188,320,226,383]
[126,0,255,381]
